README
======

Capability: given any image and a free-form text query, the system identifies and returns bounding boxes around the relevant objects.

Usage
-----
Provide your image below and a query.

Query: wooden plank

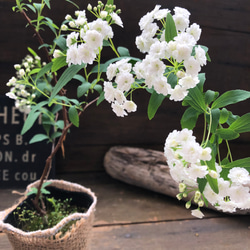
[1,173,249,249]
[91,217,250,250]
[1,216,249,250]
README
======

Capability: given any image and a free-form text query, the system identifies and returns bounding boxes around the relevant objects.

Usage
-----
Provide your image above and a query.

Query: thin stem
[203,108,212,147]
[225,140,233,162]
[32,97,99,215]
[109,38,120,57]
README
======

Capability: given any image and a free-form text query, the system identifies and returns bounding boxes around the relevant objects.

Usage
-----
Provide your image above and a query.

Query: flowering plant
[6,0,250,219]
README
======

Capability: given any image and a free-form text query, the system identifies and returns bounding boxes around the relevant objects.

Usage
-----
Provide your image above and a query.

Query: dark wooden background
[0,0,249,174]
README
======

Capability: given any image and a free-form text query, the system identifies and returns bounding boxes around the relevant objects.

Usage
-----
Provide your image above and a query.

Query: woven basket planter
[0,179,97,250]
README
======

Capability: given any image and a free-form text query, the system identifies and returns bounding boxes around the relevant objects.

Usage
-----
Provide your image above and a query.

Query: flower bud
[75,10,80,17]
[179,183,186,193]
[176,193,183,200]
[198,200,204,207]
[185,201,191,209]
[209,170,218,179]
[100,11,108,18]
[176,70,185,78]
[87,4,92,11]
[19,69,25,77]
[14,64,21,70]
[61,24,68,31]
[182,192,188,198]
[65,14,72,21]
[194,190,201,199]
[53,49,63,58]
[69,21,76,28]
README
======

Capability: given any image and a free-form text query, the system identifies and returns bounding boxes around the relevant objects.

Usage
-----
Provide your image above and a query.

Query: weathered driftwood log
[104,146,250,215]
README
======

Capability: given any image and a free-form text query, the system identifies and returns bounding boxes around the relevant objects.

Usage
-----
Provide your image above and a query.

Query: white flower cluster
[164,129,211,186]
[104,59,137,117]
[164,129,250,217]
[203,166,250,213]
[64,6,122,66]
[104,6,207,117]
[134,6,206,101]
[5,55,41,113]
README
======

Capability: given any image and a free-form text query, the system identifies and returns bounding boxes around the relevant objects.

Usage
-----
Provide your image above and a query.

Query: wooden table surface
[1,172,250,250]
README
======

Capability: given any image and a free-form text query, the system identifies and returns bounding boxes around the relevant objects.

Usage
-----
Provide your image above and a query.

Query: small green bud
[179,183,186,193]
[185,201,191,209]
[194,190,201,199]
[61,24,68,31]
[14,64,21,70]
[87,4,92,11]
[176,193,183,200]
[198,200,204,207]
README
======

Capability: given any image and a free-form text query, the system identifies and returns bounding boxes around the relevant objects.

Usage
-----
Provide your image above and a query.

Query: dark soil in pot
[4,186,94,233]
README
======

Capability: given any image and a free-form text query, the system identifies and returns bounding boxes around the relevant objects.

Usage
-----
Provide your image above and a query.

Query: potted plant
[0,0,250,249]
[0,0,123,249]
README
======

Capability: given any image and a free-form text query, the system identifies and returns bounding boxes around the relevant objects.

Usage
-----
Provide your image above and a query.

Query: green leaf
[206,174,219,194]
[29,134,49,144]
[21,101,49,135]
[197,178,207,193]
[26,187,38,196]
[21,111,41,135]
[165,13,177,42]
[51,104,62,114]
[41,188,50,195]
[43,17,59,36]
[77,82,91,98]
[94,84,103,94]
[51,131,62,140]
[68,106,79,127]
[107,0,114,5]
[216,128,239,140]
[73,74,86,83]
[42,113,52,134]
[147,91,165,120]
[181,107,201,130]
[229,113,250,133]
[205,90,219,105]
[220,157,250,180]
[26,4,36,13]
[55,120,64,130]
[49,64,83,103]
[51,56,67,72]
[65,0,79,9]
[33,3,42,12]
[197,73,206,90]
[223,157,250,172]
[54,35,67,50]
[44,0,51,9]
[210,109,220,133]
[97,91,105,106]
[27,47,38,57]
[35,62,52,81]
[118,47,130,57]
[212,90,250,109]
[219,108,229,124]
[183,85,207,113]
[227,112,239,125]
